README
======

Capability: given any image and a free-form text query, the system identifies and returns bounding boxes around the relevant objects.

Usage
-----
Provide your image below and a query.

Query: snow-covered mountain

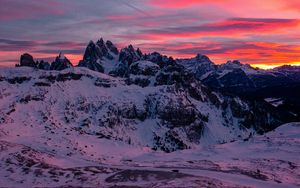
[178,54,300,89]
[1,38,299,187]
[0,65,284,152]
[178,54,300,118]
[8,38,296,149]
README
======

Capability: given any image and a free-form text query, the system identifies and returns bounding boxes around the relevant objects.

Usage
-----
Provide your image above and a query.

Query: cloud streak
[0,0,300,68]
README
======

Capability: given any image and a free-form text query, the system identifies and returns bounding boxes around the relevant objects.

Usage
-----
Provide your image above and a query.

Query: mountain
[2,38,299,187]
[0,60,288,153]
[179,54,300,118]
[50,52,73,71]
[78,38,119,74]
[17,52,71,71]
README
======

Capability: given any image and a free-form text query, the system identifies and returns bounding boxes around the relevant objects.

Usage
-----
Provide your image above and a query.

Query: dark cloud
[0,39,38,51]
[0,38,86,52]
[139,18,299,35]
[34,49,83,55]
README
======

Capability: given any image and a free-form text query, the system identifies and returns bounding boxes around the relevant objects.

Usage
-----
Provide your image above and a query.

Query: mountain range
[0,38,299,187]
[16,37,300,121]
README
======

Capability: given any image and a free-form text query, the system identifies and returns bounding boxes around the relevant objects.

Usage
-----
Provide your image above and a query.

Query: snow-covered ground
[0,119,299,187]
[0,67,299,187]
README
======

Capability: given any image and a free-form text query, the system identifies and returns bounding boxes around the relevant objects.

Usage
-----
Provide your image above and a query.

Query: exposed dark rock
[19,53,36,68]
[119,45,142,65]
[129,60,160,76]
[7,77,31,84]
[153,130,190,152]
[50,53,73,71]
[78,60,104,73]
[144,52,176,68]
[33,82,51,87]
[96,38,113,60]
[127,77,151,87]
[37,60,50,70]
[109,61,130,77]
[83,41,101,63]
[79,38,118,72]
[40,73,82,83]
[106,40,119,55]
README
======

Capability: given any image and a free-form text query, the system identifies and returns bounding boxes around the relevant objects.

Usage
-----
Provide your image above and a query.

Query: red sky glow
[1,0,300,69]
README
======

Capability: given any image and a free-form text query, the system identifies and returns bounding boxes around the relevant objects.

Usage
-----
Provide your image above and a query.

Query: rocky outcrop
[50,53,73,71]
[36,60,50,70]
[78,59,104,73]
[144,52,176,68]
[78,38,118,73]
[109,45,143,77]
[106,40,119,55]
[17,53,50,70]
[96,38,114,60]
[119,45,143,65]
[18,53,36,68]
[177,54,217,79]
[129,60,160,76]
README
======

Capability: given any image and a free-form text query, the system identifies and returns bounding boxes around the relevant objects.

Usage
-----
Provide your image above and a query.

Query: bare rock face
[118,45,142,65]
[129,60,160,76]
[109,45,143,77]
[96,38,114,60]
[50,52,73,71]
[106,40,119,55]
[78,38,118,73]
[78,59,104,73]
[19,53,36,67]
[37,60,50,70]
[144,52,176,68]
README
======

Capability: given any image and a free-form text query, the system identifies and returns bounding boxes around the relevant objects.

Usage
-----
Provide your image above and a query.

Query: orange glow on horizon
[250,62,300,69]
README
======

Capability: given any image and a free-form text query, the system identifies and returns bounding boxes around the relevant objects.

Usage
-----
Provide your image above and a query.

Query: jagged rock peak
[106,40,119,55]
[50,52,73,71]
[128,44,135,51]
[195,54,214,64]
[83,41,98,61]
[58,52,65,60]
[136,48,143,57]
[119,44,142,65]
[96,38,105,48]
[224,60,254,70]
[87,40,95,46]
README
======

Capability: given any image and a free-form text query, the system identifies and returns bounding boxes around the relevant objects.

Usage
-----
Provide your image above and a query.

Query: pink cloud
[0,0,65,21]
[147,0,225,8]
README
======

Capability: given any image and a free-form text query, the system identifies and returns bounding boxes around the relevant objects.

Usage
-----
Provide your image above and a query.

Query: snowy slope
[0,66,266,152]
[0,111,299,188]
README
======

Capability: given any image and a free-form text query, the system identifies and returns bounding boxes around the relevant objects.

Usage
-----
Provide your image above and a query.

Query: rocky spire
[136,48,143,58]
[79,40,107,73]
[106,40,119,55]
[83,41,101,62]
[50,52,73,70]
[119,44,142,65]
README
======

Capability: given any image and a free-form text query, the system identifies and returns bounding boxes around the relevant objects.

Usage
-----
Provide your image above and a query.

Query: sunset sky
[1,0,300,69]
